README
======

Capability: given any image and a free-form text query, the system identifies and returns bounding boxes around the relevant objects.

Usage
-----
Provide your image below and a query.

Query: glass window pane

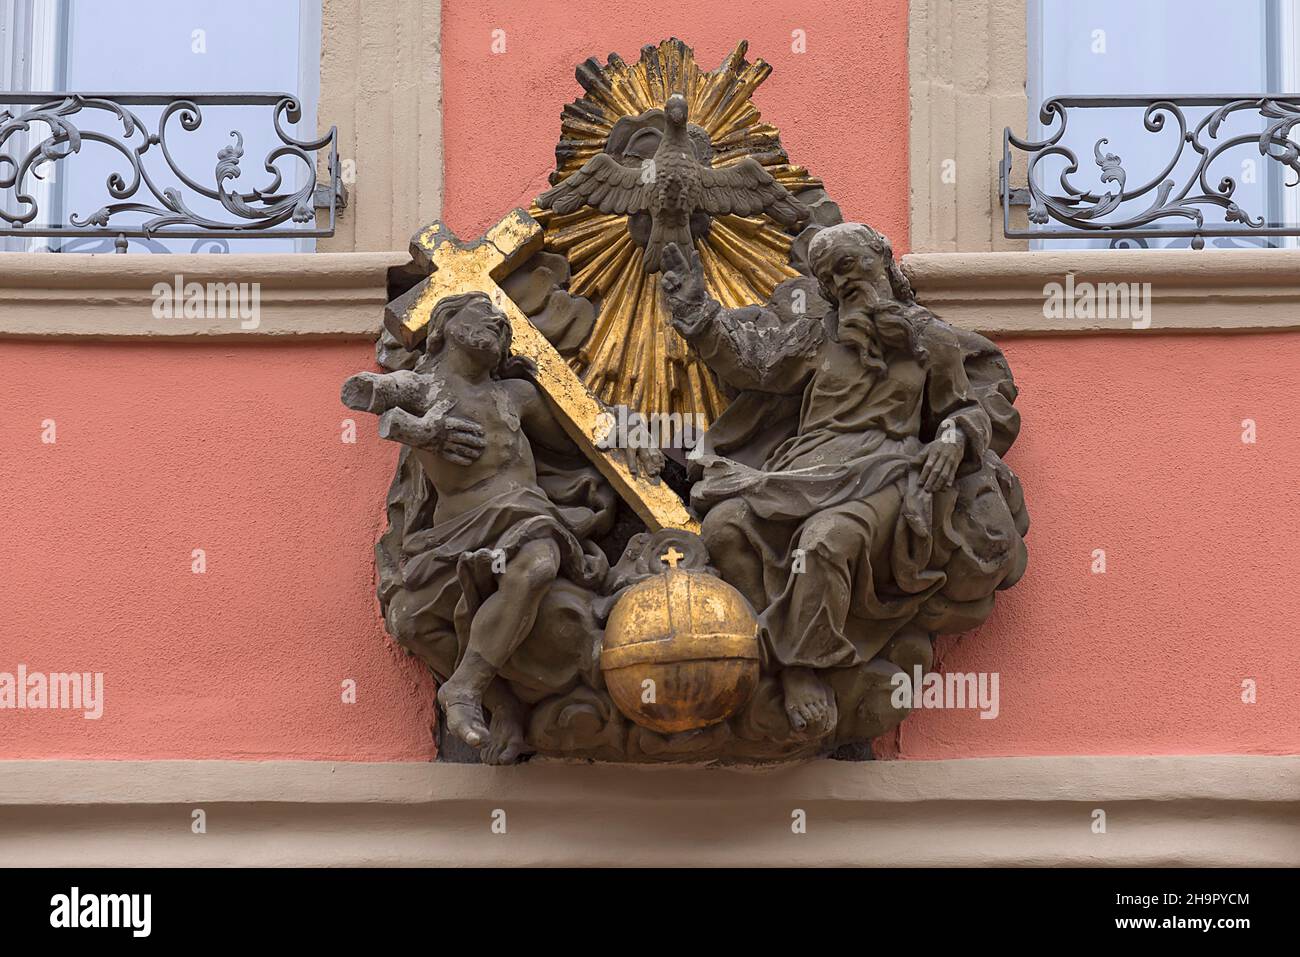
[1026,0,1297,248]
[1036,0,1268,96]
[5,0,320,253]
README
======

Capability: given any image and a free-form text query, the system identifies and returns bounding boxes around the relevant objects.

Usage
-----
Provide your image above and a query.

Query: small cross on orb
[660,546,686,569]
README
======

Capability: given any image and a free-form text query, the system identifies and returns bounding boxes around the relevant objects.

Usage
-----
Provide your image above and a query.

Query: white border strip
[1,757,1296,866]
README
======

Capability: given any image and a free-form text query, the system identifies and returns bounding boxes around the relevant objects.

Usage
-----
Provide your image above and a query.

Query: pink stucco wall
[892,333,1300,758]
[0,341,435,760]
[440,0,911,248]
[2,0,1296,761]
[3,332,1296,759]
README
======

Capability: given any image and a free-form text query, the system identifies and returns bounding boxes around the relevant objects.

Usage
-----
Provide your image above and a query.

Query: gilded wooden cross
[385,209,698,533]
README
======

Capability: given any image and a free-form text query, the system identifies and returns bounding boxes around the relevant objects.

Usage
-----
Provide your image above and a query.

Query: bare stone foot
[481,705,527,765]
[439,681,490,748]
[781,667,836,735]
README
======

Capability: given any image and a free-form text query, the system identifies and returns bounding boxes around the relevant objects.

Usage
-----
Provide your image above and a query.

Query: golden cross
[660,546,685,569]
[385,209,698,533]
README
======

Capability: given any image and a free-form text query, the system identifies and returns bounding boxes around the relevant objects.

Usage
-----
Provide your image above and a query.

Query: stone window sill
[3,248,1300,339]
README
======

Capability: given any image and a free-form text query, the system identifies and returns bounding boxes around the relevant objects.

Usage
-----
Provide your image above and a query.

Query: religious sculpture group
[342,40,1030,764]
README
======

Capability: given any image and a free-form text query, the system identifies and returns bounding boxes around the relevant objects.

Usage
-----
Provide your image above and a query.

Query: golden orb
[601,548,761,734]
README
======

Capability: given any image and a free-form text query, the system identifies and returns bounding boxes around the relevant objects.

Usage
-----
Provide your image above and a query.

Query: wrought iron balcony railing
[0,92,345,252]
[1002,95,1300,249]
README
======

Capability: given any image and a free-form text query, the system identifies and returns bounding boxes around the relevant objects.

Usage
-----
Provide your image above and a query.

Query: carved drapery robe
[679,281,1029,671]
[376,429,614,702]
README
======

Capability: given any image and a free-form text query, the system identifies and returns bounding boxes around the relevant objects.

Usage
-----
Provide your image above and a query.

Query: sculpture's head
[665,93,689,127]
[428,291,512,371]
[808,222,923,361]
[808,222,894,303]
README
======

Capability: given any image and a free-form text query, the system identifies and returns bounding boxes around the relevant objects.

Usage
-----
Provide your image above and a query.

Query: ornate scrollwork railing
[0,92,345,251]
[1001,95,1300,248]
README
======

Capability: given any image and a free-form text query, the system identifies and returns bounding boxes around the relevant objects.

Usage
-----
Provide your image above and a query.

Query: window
[1,0,321,252]
[1025,0,1300,248]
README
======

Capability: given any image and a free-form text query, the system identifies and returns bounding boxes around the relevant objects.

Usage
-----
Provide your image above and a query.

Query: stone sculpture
[343,39,1029,765]
[661,227,1029,738]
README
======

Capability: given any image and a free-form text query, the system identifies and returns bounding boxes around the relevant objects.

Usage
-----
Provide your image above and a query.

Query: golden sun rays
[530,38,821,427]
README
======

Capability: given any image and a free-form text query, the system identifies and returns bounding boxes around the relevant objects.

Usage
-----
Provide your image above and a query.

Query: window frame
[1023,0,1300,249]
[1,0,325,253]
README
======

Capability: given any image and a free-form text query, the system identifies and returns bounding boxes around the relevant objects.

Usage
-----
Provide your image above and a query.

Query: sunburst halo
[530,38,821,427]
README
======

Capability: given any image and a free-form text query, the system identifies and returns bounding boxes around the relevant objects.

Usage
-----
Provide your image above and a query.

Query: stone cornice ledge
[4,248,1300,340]
[1,756,1295,866]
[904,248,1300,335]
[0,252,405,339]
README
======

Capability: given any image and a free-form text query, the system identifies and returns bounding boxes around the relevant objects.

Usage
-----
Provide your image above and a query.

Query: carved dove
[538,93,810,273]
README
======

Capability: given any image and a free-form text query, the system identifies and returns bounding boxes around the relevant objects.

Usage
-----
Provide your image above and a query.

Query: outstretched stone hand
[341,370,487,465]
[403,413,486,466]
[595,400,665,482]
[613,440,665,482]
[374,403,487,466]
[659,242,711,334]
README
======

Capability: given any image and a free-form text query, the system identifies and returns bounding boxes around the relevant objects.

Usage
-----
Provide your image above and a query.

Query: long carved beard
[835,282,921,372]
[837,286,889,371]
[837,301,888,374]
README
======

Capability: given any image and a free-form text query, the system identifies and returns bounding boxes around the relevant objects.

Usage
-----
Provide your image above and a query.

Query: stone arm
[660,243,818,396]
[506,379,664,480]
[340,369,429,417]
[341,369,485,465]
